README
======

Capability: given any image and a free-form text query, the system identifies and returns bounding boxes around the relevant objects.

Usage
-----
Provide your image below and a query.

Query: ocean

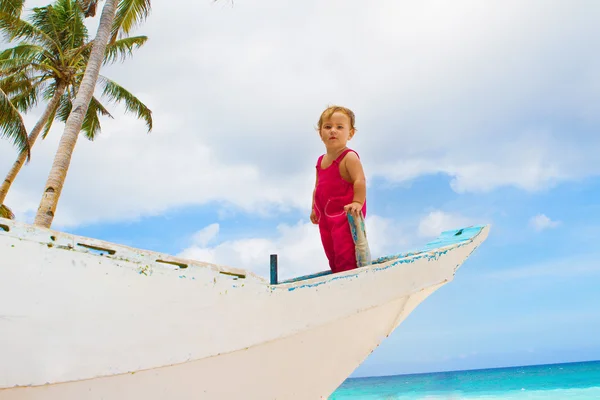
[330,360,600,399]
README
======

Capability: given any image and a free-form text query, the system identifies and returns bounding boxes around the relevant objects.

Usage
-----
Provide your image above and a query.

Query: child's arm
[343,152,366,217]
[310,170,319,224]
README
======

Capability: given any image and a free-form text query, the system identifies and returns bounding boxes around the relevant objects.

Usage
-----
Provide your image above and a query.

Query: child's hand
[310,209,319,224]
[344,201,363,217]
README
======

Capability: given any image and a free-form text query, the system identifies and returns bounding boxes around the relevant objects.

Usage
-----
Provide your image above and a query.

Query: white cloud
[178,221,327,280]
[0,107,315,227]
[529,214,561,231]
[191,223,220,247]
[418,211,473,238]
[178,215,409,280]
[2,0,600,227]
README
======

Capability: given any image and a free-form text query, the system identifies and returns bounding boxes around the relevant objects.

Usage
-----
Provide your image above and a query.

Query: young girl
[310,105,369,273]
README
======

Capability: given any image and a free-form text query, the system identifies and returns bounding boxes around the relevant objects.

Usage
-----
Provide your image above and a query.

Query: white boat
[0,217,489,399]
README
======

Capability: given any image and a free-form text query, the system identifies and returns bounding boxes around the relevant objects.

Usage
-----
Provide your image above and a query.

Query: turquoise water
[330,361,600,399]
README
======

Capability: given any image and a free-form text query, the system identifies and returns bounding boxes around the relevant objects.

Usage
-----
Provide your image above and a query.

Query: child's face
[319,111,354,150]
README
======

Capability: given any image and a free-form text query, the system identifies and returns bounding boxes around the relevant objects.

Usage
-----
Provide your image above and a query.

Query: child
[310,105,369,273]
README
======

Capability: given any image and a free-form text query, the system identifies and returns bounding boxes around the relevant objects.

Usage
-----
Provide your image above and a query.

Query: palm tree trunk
[34,0,119,228]
[0,82,66,205]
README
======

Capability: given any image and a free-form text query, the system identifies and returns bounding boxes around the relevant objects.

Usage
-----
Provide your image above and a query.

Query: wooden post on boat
[270,254,278,285]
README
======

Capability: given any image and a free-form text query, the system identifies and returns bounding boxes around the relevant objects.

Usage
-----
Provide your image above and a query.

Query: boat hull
[0,219,489,399]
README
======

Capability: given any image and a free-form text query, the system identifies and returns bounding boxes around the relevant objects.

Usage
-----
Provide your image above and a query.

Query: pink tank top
[314,149,366,218]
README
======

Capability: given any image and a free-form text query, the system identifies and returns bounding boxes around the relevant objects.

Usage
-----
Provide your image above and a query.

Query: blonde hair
[317,105,356,132]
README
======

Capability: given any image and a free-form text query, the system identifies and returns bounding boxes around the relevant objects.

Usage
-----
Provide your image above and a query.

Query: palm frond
[56,90,72,123]
[30,5,62,52]
[0,43,47,62]
[0,0,24,19]
[0,57,44,72]
[11,89,38,112]
[0,61,54,80]
[56,0,87,50]
[55,89,114,141]
[8,80,43,112]
[0,87,29,154]
[100,75,152,132]
[0,44,54,77]
[0,70,34,95]
[103,35,147,65]
[111,0,151,42]
[0,11,57,49]
[1,70,48,112]
[63,41,92,66]
[81,96,113,140]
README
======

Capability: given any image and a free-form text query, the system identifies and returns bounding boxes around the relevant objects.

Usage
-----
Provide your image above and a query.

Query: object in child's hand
[348,213,371,267]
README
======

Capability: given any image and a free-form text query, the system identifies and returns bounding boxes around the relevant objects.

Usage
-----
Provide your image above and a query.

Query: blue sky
[64,174,600,377]
[1,0,600,378]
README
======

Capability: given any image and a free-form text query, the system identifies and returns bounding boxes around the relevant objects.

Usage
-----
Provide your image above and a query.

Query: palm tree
[0,76,28,155]
[34,0,150,228]
[0,0,29,155]
[0,0,152,220]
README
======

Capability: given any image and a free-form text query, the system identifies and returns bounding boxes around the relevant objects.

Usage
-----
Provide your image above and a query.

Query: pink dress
[313,149,367,273]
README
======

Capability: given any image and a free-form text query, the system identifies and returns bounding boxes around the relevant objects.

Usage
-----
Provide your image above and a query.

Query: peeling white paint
[0,218,489,399]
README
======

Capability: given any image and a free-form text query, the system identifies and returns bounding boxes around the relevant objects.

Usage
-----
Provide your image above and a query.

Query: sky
[1,0,600,378]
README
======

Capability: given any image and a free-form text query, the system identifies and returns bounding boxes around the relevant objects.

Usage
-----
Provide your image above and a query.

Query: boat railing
[0,217,261,282]
[274,225,485,285]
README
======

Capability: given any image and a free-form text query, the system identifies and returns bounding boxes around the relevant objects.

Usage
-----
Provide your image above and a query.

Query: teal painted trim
[422,225,484,250]
[277,225,485,290]
[278,270,332,284]
[371,225,484,265]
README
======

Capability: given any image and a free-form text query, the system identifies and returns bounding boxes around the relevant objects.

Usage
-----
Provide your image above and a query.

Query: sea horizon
[353,358,600,380]
[331,359,600,399]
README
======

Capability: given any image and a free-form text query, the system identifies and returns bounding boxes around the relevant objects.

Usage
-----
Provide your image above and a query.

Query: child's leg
[318,220,336,271]
[329,215,358,273]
